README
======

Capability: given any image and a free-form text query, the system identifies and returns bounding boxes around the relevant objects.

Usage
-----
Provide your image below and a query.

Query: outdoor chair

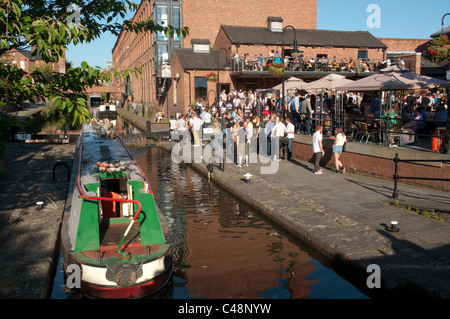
[353,121,364,142]
[359,122,376,144]
[344,118,356,141]
[390,125,402,146]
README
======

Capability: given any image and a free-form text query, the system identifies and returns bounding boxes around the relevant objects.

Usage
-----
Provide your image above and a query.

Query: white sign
[161,64,172,78]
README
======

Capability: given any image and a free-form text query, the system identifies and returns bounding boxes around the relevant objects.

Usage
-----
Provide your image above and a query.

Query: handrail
[392,153,450,198]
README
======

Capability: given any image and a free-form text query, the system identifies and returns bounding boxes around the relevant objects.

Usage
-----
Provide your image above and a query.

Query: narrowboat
[97,104,117,120]
[61,120,172,298]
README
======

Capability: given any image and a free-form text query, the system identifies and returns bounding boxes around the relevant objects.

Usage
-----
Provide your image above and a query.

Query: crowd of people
[167,87,447,173]
[232,50,387,73]
[342,90,448,145]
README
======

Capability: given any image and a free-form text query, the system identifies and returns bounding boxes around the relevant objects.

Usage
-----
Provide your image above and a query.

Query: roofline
[219,25,388,49]
[111,2,146,54]
[173,48,229,71]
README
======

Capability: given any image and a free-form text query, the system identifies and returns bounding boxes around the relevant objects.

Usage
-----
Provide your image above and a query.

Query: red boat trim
[80,272,170,299]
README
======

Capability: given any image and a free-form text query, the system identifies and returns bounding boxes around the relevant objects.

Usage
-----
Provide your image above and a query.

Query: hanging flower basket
[206,72,219,82]
[423,35,450,64]
[267,63,286,76]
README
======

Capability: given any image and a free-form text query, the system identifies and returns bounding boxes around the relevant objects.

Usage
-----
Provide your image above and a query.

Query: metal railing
[230,55,385,73]
[281,111,447,149]
[392,153,450,198]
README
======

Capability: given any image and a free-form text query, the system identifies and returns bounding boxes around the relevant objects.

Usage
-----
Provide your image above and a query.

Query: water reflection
[51,118,368,299]
[129,145,368,299]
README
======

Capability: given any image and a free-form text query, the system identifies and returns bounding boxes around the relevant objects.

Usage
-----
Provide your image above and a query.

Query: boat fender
[105,263,143,288]
[97,162,109,168]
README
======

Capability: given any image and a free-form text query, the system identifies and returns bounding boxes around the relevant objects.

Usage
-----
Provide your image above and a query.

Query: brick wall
[379,38,431,53]
[291,136,450,192]
[182,0,317,47]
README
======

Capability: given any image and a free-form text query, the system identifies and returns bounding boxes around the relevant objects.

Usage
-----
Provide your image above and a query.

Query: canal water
[51,119,370,299]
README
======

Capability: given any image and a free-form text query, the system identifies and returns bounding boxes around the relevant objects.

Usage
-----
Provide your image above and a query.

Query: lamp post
[441,13,450,154]
[441,13,450,35]
[282,25,301,117]
[446,86,450,155]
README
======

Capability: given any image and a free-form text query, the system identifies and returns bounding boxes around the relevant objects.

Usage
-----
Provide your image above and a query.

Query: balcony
[228,55,386,79]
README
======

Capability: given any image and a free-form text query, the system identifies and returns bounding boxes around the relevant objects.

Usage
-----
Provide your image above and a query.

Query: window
[157,44,169,63]
[358,51,368,59]
[270,22,282,32]
[193,44,210,53]
[154,4,181,41]
[155,5,168,41]
[194,77,207,101]
[173,7,181,41]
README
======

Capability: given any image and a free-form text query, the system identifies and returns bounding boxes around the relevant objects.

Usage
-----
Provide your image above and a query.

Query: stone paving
[0,142,75,298]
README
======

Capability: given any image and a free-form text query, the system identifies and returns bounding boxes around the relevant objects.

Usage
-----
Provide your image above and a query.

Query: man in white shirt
[264,115,276,156]
[169,115,177,141]
[312,125,324,174]
[271,116,286,160]
[285,117,295,159]
[176,114,188,145]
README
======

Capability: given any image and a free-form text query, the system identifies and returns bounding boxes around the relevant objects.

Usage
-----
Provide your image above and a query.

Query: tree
[0,0,189,123]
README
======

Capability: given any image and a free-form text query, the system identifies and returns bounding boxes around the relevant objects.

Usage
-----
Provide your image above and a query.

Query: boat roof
[80,123,144,187]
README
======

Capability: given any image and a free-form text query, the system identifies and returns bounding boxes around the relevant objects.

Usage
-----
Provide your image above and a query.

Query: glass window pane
[195,77,207,87]
[358,51,368,59]
[173,7,181,41]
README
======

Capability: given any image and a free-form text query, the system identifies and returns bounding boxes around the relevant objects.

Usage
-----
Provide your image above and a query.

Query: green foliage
[0,0,189,124]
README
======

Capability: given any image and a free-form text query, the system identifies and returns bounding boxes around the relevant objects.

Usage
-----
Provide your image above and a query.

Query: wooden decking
[99,221,141,247]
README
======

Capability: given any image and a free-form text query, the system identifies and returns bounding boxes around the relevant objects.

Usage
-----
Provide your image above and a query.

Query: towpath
[0,104,75,298]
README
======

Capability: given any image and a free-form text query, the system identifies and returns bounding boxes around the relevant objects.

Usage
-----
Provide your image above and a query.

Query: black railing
[229,55,385,73]
[279,110,447,149]
[392,153,450,198]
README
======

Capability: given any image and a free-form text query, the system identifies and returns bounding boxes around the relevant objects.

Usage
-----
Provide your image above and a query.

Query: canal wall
[158,140,450,299]
[291,134,450,192]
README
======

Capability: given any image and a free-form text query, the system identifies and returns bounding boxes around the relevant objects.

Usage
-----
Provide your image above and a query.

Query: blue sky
[65,0,448,68]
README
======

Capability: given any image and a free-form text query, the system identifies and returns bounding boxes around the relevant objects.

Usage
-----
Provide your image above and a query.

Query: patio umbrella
[336,70,450,91]
[304,73,354,93]
[272,76,305,91]
[335,70,450,91]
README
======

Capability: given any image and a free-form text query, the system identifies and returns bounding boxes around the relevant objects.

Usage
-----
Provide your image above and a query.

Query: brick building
[112,0,317,112]
[0,48,66,74]
[167,22,388,115]
[111,0,435,116]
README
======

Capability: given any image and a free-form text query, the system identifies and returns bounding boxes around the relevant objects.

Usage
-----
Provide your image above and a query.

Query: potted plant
[206,72,219,82]
[423,35,450,64]
[267,63,286,76]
